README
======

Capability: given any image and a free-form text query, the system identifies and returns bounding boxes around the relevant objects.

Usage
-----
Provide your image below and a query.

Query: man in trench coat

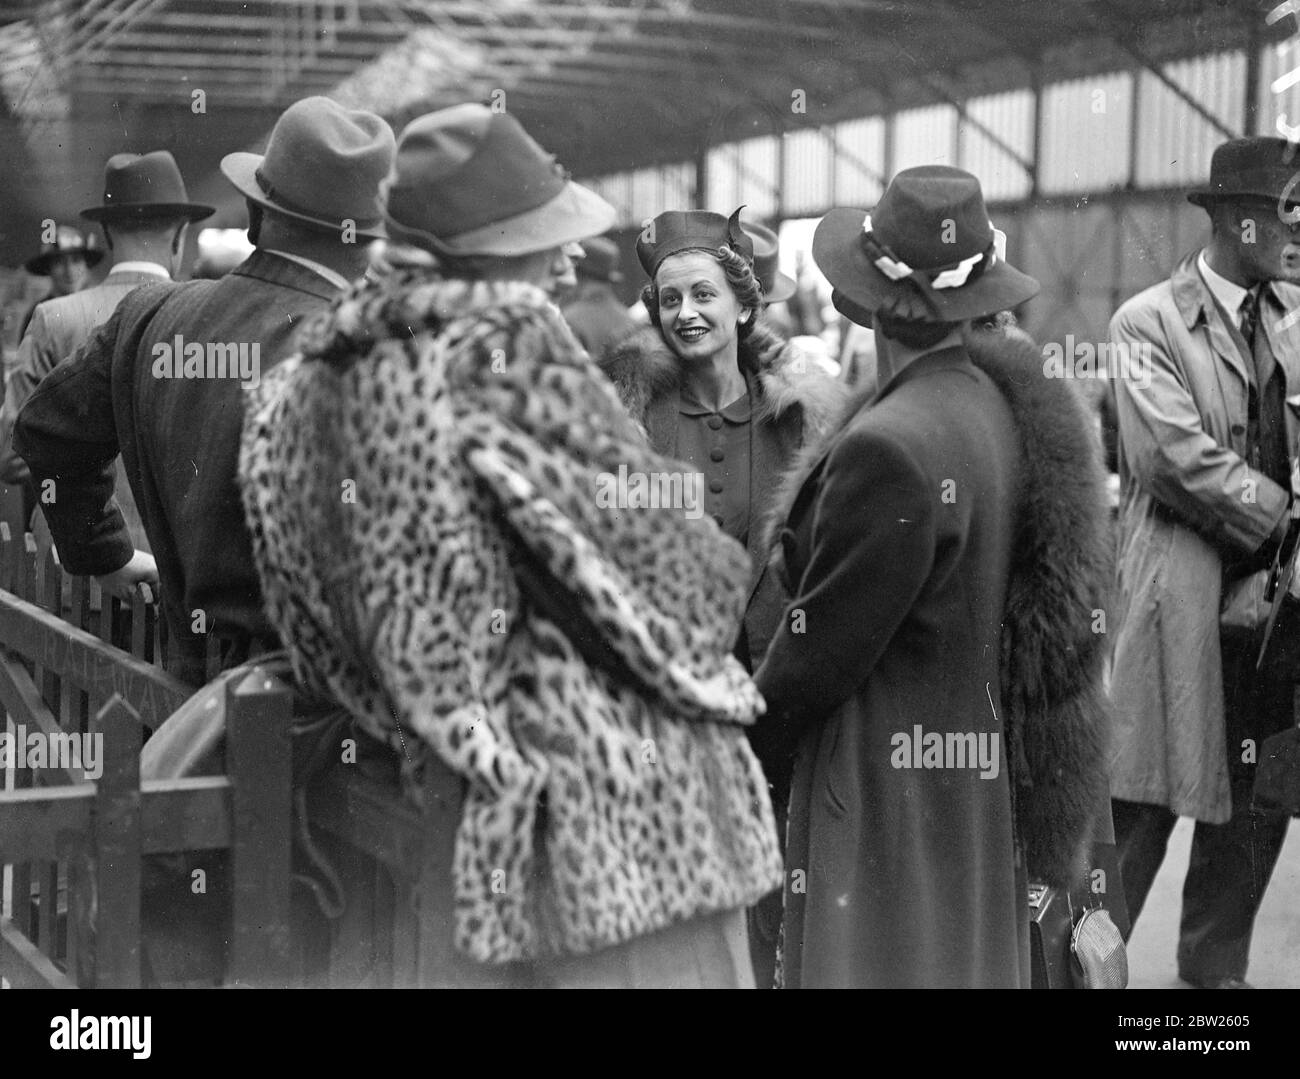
[1109,136,1300,989]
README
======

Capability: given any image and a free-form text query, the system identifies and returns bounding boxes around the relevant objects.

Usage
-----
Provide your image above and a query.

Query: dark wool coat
[14,250,340,686]
[601,323,844,671]
[752,328,1113,989]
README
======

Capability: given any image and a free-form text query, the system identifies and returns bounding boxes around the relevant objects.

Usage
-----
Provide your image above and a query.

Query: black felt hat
[813,165,1038,323]
[1187,136,1300,208]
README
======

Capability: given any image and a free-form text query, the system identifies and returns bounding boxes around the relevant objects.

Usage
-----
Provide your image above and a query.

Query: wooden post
[225,666,294,987]
[89,694,143,988]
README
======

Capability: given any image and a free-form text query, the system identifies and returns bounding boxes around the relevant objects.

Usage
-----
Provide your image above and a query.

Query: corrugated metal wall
[580,37,1279,358]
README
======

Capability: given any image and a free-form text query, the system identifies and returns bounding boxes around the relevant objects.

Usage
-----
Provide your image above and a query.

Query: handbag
[1028,841,1128,989]
[1220,568,1271,633]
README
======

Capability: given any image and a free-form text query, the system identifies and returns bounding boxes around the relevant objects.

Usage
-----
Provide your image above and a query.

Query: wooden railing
[0,521,467,988]
[0,525,294,987]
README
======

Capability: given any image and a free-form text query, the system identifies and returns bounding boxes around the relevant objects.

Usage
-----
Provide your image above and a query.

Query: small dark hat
[24,225,104,275]
[383,103,613,256]
[636,208,754,280]
[812,165,1038,324]
[742,221,796,304]
[1187,136,1300,208]
[223,96,395,240]
[82,150,214,223]
[576,235,623,282]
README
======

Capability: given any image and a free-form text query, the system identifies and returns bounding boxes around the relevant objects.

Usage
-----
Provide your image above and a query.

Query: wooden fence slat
[130,590,147,661]
[226,667,294,988]
[0,520,17,594]
[39,544,62,726]
[0,591,191,732]
[68,576,91,737]
[0,653,86,786]
[0,917,76,989]
[90,694,142,988]
[17,531,37,603]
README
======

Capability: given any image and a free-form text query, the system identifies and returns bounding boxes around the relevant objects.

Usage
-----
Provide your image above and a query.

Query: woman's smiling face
[655,251,745,363]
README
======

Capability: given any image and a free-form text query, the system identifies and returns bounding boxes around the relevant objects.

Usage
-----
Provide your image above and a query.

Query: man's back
[18,249,340,684]
[1,272,166,546]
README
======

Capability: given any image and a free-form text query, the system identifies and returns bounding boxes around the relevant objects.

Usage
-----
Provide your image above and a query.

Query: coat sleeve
[752,426,935,774]
[12,307,132,576]
[1111,305,1288,554]
[0,307,62,486]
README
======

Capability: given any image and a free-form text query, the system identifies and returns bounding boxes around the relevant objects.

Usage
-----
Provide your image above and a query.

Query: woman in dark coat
[752,167,1113,988]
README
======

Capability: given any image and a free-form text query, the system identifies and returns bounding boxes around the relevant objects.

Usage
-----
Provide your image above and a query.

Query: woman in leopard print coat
[238,105,782,986]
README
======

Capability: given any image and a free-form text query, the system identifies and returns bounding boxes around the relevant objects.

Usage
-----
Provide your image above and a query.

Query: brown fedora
[813,166,1038,324]
[222,96,395,240]
[24,224,104,275]
[383,103,614,257]
[81,151,214,223]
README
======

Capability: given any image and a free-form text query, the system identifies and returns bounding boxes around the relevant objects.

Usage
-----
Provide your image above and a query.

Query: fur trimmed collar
[600,322,844,437]
[759,328,1113,886]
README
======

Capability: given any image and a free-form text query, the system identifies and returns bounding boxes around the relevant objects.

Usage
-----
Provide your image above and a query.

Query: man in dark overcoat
[752,167,1112,988]
[15,97,394,687]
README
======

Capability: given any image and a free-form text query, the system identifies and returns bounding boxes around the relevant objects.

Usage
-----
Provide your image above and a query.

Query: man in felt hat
[15,96,394,690]
[1,152,213,549]
[16,225,102,340]
[750,166,1111,987]
[559,234,636,363]
[1108,136,1300,988]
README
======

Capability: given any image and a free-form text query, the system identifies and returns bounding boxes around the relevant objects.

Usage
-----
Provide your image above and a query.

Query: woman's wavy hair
[641,244,765,342]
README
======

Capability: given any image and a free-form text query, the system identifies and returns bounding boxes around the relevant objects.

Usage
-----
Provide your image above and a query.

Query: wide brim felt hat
[81,151,214,223]
[813,166,1038,323]
[221,96,395,240]
[24,229,104,274]
[1187,136,1300,207]
[382,103,615,257]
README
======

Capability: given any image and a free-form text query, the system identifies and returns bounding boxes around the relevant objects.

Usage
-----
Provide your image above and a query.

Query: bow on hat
[860,213,1009,320]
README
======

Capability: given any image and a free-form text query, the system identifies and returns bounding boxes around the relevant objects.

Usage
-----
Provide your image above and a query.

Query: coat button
[1231,423,1246,436]
[709,478,724,494]
[710,447,725,462]
[706,415,723,430]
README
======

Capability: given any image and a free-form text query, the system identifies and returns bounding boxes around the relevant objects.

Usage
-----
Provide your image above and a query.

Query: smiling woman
[598,207,844,986]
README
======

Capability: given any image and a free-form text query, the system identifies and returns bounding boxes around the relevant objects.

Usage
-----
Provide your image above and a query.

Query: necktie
[1240,286,1261,352]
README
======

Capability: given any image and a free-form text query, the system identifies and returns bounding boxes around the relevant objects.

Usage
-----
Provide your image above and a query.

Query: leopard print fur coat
[239,250,783,964]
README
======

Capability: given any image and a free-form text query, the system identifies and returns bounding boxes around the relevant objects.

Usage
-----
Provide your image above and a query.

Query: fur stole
[601,321,844,439]
[758,327,1112,886]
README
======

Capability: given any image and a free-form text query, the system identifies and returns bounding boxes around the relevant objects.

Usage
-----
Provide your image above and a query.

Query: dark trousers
[1112,625,1293,983]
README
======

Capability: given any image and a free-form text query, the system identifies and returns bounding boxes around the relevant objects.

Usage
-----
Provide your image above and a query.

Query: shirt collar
[1197,250,1251,324]
[109,261,171,280]
[263,249,352,292]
